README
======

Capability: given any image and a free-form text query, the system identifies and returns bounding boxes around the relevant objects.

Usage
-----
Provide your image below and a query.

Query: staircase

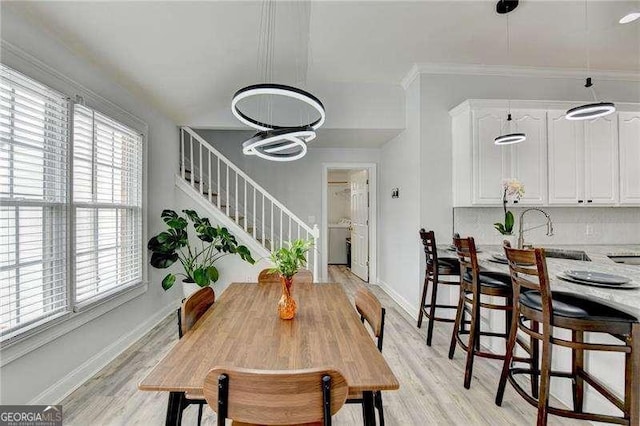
[177,127,320,280]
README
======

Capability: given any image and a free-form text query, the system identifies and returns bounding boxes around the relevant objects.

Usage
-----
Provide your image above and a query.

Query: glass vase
[278,276,297,320]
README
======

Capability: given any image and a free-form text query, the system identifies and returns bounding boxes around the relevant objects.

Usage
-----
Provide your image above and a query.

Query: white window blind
[73,105,143,305]
[0,64,70,338]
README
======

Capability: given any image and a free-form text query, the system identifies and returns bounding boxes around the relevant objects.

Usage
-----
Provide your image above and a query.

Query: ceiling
[3,1,639,147]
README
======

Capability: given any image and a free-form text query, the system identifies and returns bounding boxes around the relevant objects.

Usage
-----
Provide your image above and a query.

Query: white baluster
[217,157,221,209]
[199,142,203,194]
[207,150,212,203]
[252,187,256,238]
[226,165,229,217]
[190,134,194,187]
[261,193,265,247]
[279,209,283,248]
[180,128,185,180]
[312,224,319,282]
[243,179,247,231]
[270,202,274,251]
[235,173,239,223]
[288,216,291,241]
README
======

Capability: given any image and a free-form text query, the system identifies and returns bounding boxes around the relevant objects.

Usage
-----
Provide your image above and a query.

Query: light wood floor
[60,266,583,425]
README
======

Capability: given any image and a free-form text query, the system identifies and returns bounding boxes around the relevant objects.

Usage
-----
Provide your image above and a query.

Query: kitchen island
[445,243,639,421]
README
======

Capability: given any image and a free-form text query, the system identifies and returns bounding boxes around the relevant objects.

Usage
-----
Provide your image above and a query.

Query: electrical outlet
[585,225,593,236]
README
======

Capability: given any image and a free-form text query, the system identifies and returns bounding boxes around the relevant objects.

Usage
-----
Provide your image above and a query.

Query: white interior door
[349,170,369,282]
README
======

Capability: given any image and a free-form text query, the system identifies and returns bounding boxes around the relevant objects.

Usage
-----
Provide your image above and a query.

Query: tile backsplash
[453,207,640,246]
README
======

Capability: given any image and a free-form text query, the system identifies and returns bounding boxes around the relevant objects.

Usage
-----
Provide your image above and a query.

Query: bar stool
[448,236,537,390]
[417,229,462,346]
[496,245,639,426]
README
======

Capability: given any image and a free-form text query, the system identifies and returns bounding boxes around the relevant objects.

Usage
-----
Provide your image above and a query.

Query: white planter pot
[182,281,201,298]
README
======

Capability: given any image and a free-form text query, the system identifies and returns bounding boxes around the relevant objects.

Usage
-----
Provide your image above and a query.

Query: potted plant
[269,238,312,320]
[494,179,525,244]
[148,209,255,297]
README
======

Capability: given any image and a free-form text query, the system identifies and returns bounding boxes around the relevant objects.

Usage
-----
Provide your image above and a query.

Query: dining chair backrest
[258,268,314,285]
[179,286,215,338]
[355,287,385,351]
[503,244,552,321]
[203,367,348,426]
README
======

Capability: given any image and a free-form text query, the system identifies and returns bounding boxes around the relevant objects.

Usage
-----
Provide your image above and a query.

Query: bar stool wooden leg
[463,294,479,389]
[448,287,466,360]
[571,330,584,413]
[495,306,519,406]
[530,320,540,399]
[426,271,440,346]
[627,323,639,426]
[537,325,553,426]
[417,276,429,329]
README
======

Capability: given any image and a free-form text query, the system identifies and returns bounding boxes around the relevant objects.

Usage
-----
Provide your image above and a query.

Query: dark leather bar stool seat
[449,236,538,390]
[520,291,637,324]
[462,270,512,288]
[496,246,640,425]
[417,229,463,346]
[429,257,460,275]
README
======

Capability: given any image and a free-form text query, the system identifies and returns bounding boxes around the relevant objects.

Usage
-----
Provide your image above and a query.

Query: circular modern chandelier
[566,2,616,121]
[566,78,616,121]
[232,84,325,131]
[495,9,525,146]
[231,1,324,162]
[495,114,526,145]
[242,127,315,162]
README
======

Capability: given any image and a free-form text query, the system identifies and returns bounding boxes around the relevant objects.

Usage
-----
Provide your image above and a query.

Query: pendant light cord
[584,0,599,102]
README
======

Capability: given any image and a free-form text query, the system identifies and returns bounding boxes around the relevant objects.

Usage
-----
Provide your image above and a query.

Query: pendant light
[231,0,324,161]
[495,7,525,146]
[566,0,616,120]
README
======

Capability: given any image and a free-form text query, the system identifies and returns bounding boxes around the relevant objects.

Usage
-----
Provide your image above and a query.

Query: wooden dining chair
[496,245,639,425]
[176,286,216,425]
[346,287,386,425]
[203,367,349,426]
[417,229,462,346]
[258,268,313,285]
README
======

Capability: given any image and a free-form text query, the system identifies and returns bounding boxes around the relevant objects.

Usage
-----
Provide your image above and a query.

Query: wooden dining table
[138,282,400,425]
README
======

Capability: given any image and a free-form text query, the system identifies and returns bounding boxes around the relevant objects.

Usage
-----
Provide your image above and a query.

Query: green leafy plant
[269,239,313,278]
[148,209,255,290]
[494,179,525,235]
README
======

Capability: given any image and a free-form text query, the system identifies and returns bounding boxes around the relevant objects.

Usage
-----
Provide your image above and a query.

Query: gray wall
[1,8,181,403]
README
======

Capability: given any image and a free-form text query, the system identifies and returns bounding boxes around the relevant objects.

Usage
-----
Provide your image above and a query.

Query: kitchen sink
[543,248,591,262]
[608,256,640,266]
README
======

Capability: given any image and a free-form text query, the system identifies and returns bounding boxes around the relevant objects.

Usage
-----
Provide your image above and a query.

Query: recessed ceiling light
[619,12,640,24]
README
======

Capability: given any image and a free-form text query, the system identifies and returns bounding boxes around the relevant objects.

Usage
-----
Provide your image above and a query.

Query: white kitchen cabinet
[510,110,547,205]
[619,111,640,205]
[450,106,548,206]
[472,108,511,205]
[548,110,618,205]
[584,115,618,204]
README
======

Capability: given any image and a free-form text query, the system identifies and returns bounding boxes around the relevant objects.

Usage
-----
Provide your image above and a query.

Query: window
[73,105,143,305]
[0,64,144,341]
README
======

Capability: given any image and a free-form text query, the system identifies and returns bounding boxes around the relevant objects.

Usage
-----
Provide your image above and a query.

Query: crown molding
[401,62,640,89]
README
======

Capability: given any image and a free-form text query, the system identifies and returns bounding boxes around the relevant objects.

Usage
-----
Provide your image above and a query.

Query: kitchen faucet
[517,208,554,249]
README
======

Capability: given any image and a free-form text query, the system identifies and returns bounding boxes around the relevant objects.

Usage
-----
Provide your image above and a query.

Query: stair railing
[179,126,320,281]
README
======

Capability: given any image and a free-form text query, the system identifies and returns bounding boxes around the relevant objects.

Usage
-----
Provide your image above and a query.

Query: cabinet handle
[587,200,593,203]
[513,200,518,204]
[578,200,584,203]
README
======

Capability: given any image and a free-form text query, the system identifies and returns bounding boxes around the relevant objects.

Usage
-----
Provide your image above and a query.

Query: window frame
[0,44,149,361]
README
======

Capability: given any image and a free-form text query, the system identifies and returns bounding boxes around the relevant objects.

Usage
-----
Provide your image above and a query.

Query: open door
[349,170,369,282]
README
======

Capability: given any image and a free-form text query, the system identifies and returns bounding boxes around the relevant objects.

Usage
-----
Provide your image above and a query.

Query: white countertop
[451,245,640,317]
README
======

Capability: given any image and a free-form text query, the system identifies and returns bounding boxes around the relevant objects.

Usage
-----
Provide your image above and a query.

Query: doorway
[321,163,377,283]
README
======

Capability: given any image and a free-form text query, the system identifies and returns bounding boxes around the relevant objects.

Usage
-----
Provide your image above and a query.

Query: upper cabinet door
[510,109,547,205]
[584,115,618,204]
[619,112,640,205]
[472,108,510,204]
[547,110,584,205]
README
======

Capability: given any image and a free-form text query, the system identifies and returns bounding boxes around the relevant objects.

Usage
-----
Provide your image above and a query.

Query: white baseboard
[376,279,419,321]
[28,301,178,405]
